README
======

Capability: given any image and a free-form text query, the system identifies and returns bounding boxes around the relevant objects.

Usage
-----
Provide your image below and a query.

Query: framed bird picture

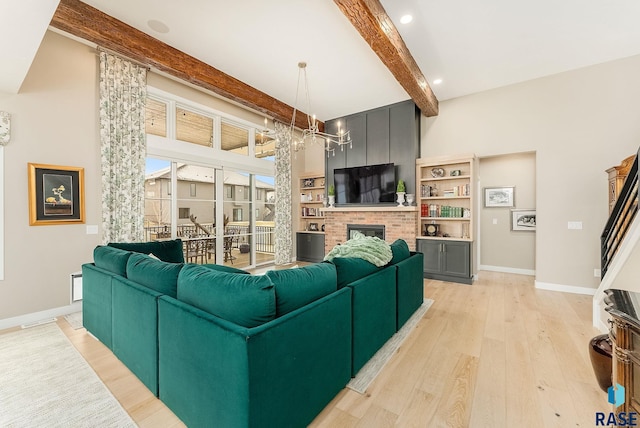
[28,163,85,225]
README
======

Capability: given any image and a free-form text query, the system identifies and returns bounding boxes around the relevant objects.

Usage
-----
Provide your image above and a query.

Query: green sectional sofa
[81,238,424,428]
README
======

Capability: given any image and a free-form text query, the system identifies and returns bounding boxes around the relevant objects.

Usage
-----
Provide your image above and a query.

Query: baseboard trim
[535,281,597,296]
[479,265,535,276]
[0,302,82,331]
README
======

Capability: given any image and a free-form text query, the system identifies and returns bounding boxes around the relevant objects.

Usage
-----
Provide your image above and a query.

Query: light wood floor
[56,271,608,427]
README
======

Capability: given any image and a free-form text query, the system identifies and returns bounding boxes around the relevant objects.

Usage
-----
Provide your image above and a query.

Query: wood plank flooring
[53,271,609,427]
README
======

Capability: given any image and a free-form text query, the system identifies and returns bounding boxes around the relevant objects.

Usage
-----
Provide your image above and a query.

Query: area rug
[64,312,83,330]
[347,299,434,394]
[0,323,137,427]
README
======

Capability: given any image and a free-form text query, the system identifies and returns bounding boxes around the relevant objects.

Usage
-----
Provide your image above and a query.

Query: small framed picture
[303,178,315,188]
[309,222,319,231]
[450,170,461,176]
[28,163,85,225]
[511,209,536,231]
[484,186,515,208]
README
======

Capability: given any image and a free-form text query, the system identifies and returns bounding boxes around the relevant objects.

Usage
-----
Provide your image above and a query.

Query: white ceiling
[3,0,640,120]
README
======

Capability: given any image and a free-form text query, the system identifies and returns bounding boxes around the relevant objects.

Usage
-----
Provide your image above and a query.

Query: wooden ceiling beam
[50,0,316,131]
[334,0,439,117]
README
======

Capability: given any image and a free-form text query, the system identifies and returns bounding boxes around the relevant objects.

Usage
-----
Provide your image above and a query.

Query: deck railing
[144,223,275,254]
[601,149,639,278]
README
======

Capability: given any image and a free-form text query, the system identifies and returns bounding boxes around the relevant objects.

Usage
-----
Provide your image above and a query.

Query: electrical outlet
[594,268,601,278]
[568,221,583,230]
[492,218,498,225]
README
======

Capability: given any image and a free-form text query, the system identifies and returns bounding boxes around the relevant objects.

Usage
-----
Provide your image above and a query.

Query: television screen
[334,163,395,205]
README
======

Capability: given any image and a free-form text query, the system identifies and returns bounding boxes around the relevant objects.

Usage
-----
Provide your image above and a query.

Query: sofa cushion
[201,264,249,275]
[93,245,131,276]
[266,263,338,317]
[389,239,411,265]
[177,264,275,328]
[330,257,380,289]
[108,239,185,263]
[126,253,183,298]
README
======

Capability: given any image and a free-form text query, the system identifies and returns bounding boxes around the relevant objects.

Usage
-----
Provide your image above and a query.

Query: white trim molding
[535,280,597,296]
[479,265,535,276]
[0,302,82,330]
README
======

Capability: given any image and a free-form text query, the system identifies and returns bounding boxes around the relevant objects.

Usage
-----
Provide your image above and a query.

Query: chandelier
[288,62,352,156]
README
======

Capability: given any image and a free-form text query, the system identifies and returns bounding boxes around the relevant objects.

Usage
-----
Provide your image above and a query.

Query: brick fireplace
[323,206,419,254]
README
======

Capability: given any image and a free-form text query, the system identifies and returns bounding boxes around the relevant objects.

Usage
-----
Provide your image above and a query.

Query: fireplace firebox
[347,224,385,240]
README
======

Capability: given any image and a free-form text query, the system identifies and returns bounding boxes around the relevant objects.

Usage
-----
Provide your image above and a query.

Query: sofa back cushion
[94,245,132,276]
[108,239,185,263]
[330,258,380,289]
[389,239,411,265]
[177,264,275,328]
[126,253,183,298]
[266,263,338,317]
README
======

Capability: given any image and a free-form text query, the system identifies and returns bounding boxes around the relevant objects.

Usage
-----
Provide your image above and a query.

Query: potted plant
[327,184,336,208]
[396,180,406,207]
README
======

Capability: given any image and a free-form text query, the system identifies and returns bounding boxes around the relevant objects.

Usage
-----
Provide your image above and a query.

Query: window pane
[255,133,275,159]
[221,122,249,156]
[176,107,213,147]
[145,98,167,137]
[144,158,171,239]
[255,175,275,265]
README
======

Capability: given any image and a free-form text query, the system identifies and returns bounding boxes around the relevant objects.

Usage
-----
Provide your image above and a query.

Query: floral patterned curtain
[274,121,292,264]
[99,51,147,243]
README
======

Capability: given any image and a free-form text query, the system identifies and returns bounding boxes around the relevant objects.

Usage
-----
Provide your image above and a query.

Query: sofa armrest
[396,252,424,329]
[158,287,352,428]
[82,263,117,349]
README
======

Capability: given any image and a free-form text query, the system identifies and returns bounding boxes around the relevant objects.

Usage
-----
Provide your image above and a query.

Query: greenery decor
[396,180,406,193]
[328,184,335,196]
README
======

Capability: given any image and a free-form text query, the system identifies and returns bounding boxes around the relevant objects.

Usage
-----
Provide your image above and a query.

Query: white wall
[479,152,536,273]
[423,54,640,290]
[0,31,101,321]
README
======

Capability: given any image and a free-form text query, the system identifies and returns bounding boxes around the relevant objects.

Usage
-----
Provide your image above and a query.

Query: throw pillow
[330,257,379,289]
[266,263,337,317]
[108,239,185,263]
[93,245,131,276]
[126,253,183,298]
[389,239,411,265]
[177,264,275,328]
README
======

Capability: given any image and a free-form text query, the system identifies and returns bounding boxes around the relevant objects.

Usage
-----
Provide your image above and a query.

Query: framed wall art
[484,186,515,208]
[511,209,536,231]
[28,163,85,225]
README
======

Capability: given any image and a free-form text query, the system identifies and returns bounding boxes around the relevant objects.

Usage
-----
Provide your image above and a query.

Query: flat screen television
[334,163,396,205]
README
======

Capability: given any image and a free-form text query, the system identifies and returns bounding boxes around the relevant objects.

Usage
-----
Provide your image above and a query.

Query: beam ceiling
[49,0,316,131]
[333,0,439,116]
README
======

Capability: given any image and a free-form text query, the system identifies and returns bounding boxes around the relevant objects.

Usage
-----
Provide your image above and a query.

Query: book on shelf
[420,203,469,218]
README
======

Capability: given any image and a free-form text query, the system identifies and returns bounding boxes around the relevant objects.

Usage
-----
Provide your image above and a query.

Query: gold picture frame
[28,163,85,226]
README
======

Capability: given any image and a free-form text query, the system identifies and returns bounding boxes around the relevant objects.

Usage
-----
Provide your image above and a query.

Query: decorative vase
[406,194,415,206]
[328,195,335,208]
[396,192,405,207]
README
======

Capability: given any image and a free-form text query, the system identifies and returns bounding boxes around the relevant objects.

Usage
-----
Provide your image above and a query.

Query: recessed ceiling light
[148,19,170,34]
[433,79,443,85]
[400,15,413,24]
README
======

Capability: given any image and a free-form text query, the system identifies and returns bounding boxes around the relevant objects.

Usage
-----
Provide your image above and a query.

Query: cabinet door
[442,241,471,278]
[296,232,325,263]
[418,240,442,274]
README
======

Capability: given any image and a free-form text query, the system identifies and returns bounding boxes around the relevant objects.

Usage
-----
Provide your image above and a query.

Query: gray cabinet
[417,239,472,284]
[296,232,325,263]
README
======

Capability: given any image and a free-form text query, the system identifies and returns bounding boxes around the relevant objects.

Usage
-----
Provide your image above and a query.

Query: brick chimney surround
[323,206,419,255]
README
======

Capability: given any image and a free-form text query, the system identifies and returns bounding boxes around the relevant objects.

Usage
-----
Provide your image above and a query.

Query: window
[176,107,213,147]
[145,97,167,137]
[244,186,249,200]
[225,185,234,198]
[179,208,190,219]
[221,122,249,156]
[190,183,197,197]
[256,188,263,200]
[233,208,243,221]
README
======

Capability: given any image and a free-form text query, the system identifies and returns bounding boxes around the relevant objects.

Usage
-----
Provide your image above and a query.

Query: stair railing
[601,149,639,278]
